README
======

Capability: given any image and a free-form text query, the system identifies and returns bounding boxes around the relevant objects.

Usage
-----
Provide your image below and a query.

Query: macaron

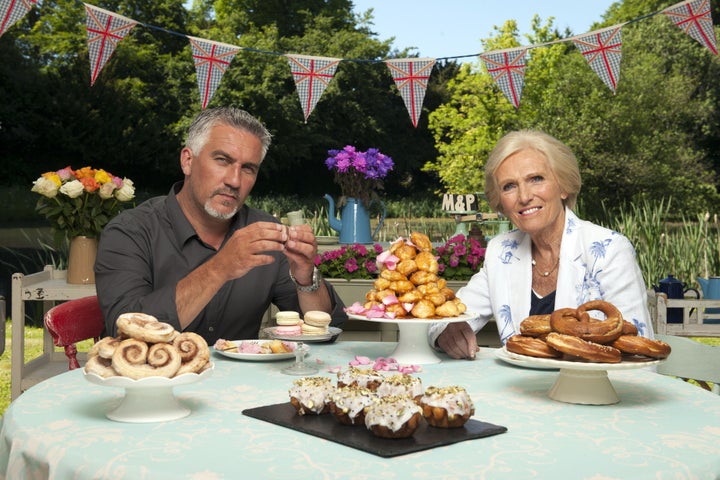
[276,311,301,326]
[302,311,331,335]
[275,324,302,336]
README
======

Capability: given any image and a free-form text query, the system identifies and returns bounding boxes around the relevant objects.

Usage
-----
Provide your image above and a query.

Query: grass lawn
[0,322,92,415]
[0,325,717,416]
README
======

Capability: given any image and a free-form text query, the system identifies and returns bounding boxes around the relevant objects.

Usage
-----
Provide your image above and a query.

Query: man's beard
[204,189,239,220]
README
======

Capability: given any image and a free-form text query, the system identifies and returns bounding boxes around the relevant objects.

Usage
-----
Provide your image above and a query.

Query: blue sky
[351,1,619,62]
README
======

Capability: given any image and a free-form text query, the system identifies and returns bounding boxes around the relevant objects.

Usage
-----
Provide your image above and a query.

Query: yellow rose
[59,179,85,198]
[31,176,60,198]
[115,178,135,202]
[95,169,112,184]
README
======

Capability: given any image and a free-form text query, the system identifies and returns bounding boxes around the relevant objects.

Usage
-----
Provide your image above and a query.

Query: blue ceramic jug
[696,276,720,317]
[324,195,386,244]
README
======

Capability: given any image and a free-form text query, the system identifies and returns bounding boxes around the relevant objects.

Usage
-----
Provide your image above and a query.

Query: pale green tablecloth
[1,342,719,479]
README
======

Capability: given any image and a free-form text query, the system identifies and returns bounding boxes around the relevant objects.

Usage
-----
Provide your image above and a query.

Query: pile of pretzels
[361,232,467,319]
[506,300,671,363]
[84,313,211,379]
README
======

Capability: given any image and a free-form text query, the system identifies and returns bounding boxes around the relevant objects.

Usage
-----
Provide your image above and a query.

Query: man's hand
[283,224,318,285]
[212,221,288,282]
[437,322,478,360]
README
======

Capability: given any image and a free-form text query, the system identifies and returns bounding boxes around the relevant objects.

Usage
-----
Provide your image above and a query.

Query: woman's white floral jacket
[430,208,654,345]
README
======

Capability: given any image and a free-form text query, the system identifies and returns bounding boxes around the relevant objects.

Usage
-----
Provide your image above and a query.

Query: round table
[1,341,719,479]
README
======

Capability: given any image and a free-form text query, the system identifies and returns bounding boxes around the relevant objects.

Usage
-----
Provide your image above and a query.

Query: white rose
[31,177,59,198]
[115,178,135,202]
[98,182,116,200]
[59,180,85,198]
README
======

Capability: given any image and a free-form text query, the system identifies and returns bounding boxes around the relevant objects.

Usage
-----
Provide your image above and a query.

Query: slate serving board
[242,402,508,458]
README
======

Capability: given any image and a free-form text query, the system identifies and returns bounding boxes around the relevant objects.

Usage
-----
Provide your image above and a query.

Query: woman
[431,130,653,359]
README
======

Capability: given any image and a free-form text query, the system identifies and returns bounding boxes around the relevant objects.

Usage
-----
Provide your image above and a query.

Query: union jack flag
[384,58,435,127]
[663,0,717,55]
[287,54,340,122]
[189,37,239,109]
[572,26,623,94]
[0,0,36,37]
[84,3,137,86]
[480,48,529,109]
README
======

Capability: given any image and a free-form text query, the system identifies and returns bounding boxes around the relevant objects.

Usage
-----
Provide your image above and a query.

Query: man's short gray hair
[185,107,273,160]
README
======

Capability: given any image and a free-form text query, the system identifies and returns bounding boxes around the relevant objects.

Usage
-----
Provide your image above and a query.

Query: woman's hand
[437,322,478,360]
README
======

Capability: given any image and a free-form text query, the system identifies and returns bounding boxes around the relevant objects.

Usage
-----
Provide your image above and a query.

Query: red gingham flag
[479,48,528,109]
[189,37,239,109]
[0,0,36,37]
[384,58,436,127]
[663,0,718,55]
[287,54,340,122]
[572,26,623,94]
[84,4,137,86]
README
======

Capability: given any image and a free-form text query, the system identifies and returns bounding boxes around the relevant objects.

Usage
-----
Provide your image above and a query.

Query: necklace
[532,257,559,277]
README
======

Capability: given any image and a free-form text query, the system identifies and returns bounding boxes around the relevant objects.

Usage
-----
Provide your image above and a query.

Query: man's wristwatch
[289,267,321,292]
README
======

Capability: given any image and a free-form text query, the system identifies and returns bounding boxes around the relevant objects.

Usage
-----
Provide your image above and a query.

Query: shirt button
[208,327,214,332]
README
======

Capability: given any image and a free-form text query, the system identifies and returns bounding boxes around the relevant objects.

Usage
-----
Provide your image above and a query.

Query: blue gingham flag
[0,0,37,38]
[189,37,239,109]
[480,48,528,109]
[663,0,717,55]
[287,54,340,122]
[84,3,137,86]
[384,58,436,127]
[572,26,623,94]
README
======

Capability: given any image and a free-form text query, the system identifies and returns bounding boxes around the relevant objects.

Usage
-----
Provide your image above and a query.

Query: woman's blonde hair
[484,130,582,213]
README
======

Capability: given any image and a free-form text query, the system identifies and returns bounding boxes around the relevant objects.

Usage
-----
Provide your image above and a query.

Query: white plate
[316,236,339,245]
[494,348,559,370]
[496,346,664,371]
[346,311,476,324]
[84,363,214,388]
[213,340,304,361]
[264,326,343,342]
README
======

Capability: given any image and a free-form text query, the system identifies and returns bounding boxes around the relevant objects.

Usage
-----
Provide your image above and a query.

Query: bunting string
[1,0,717,124]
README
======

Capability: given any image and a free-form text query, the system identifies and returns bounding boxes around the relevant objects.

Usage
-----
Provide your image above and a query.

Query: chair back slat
[655,334,720,394]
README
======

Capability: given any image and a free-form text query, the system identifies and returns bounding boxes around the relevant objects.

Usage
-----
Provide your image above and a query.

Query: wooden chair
[44,295,104,370]
[655,334,720,394]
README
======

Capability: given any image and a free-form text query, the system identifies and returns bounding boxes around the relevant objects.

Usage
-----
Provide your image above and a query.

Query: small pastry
[365,395,423,439]
[288,377,335,415]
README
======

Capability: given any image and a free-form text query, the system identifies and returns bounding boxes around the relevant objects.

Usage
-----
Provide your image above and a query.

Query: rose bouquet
[435,234,486,280]
[325,146,393,208]
[314,243,384,280]
[32,165,135,242]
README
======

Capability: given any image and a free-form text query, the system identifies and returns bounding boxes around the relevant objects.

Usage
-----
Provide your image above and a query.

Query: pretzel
[550,301,624,344]
[610,335,671,359]
[506,334,561,358]
[545,332,622,363]
[519,314,552,337]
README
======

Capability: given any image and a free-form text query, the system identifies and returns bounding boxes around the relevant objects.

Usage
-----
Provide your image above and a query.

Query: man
[95,107,346,343]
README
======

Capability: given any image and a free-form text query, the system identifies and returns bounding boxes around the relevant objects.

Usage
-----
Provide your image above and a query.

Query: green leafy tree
[426,1,720,218]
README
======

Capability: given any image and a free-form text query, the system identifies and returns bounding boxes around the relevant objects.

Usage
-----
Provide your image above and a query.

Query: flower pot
[67,236,98,284]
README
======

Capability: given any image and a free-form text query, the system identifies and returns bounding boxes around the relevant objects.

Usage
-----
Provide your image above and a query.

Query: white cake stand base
[347,313,476,365]
[548,368,619,405]
[107,386,191,423]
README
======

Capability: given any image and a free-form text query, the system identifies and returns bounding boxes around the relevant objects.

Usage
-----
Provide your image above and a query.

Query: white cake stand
[84,364,214,423]
[496,348,664,405]
[347,313,475,364]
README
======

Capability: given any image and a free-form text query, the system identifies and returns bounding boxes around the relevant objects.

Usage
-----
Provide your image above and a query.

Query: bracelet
[289,267,321,293]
